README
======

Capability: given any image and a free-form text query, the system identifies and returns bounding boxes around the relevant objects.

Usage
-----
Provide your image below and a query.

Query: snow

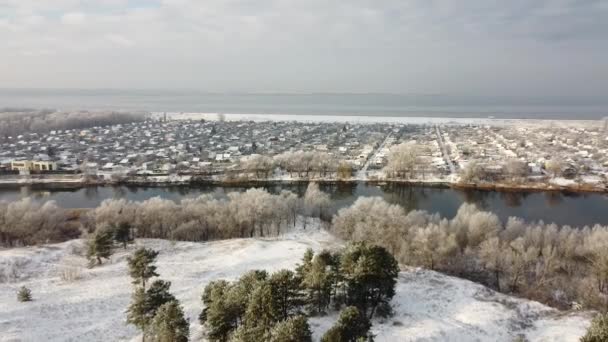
[550,177,577,186]
[0,226,591,342]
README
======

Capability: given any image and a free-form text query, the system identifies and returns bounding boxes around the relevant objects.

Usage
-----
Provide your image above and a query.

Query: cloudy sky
[1,0,607,96]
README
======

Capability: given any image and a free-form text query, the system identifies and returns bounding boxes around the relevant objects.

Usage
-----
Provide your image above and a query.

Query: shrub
[17,286,32,302]
[581,313,608,342]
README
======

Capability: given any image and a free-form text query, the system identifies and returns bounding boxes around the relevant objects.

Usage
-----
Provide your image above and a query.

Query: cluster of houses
[442,123,608,182]
[0,119,394,177]
[2,117,607,185]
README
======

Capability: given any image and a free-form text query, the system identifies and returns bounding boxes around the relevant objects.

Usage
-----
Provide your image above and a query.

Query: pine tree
[582,312,608,342]
[145,280,177,318]
[340,243,398,318]
[295,248,314,282]
[269,315,312,342]
[114,222,133,249]
[127,280,177,341]
[269,269,303,320]
[86,226,114,266]
[303,255,331,314]
[241,282,278,340]
[149,300,189,342]
[201,280,240,341]
[321,306,371,342]
[17,286,32,302]
[128,248,160,290]
[127,287,149,332]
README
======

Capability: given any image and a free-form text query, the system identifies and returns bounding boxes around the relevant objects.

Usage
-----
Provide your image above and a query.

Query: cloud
[104,33,134,47]
[0,0,607,96]
[61,12,86,25]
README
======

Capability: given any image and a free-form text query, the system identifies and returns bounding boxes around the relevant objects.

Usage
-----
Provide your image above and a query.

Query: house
[11,160,58,172]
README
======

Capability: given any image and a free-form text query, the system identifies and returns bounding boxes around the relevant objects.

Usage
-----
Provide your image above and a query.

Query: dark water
[1,183,607,227]
[1,89,608,119]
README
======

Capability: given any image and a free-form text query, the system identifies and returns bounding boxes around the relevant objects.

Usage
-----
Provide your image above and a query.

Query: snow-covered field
[0,226,591,342]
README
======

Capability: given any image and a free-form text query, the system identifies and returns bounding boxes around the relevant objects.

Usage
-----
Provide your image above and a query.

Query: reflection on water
[0,183,607,227]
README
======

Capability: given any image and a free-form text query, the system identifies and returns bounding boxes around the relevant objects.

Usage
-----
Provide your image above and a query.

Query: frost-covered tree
[504,159,529,181]
[0,198,73,247]
[409,224,458,270]
[479,237,508,291]
[545,158,564,177]
[303,182,331,220]
[332,197,408,257]
[243,154,274,178]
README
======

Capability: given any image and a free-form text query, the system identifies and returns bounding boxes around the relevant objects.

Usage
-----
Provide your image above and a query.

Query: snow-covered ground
[0,226,591,342]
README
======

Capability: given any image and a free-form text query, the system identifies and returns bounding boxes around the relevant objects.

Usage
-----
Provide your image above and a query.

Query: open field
[0,225,591,341]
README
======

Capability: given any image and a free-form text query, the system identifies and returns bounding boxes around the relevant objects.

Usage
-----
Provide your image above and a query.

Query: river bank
[0,174,606,195]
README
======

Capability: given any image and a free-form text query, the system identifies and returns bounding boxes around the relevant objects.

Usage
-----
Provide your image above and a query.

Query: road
[357,132,392,180]
[435,125,456,177]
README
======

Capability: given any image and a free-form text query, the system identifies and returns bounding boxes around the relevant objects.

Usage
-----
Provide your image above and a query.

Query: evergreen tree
[317,250,343,306]
[271,315,311,342]
[295,248,314,282]
[149,300,189,342]
[201,280,241,341]
[127,280,177,341]
[86,226,114,266]
[17,286,32,302]
[114,221,133,249]
[269,269,303,320]
[303,255,331,314]
[127,287,149,333]
[145,280,177,317]
[269,315,312,342]
[128,248,160,289]
[321,306,371,342]
[241,282,278,340]
[340,243,398,318]
[582,312,608,342]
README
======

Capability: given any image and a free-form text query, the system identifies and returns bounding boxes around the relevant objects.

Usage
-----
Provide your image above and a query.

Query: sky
[1,0,607,97]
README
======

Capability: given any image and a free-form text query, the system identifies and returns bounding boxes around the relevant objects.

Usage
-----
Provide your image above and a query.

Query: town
[0,111,607,191]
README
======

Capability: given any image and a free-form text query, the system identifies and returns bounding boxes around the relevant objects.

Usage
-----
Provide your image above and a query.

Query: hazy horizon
[1,89,607,119]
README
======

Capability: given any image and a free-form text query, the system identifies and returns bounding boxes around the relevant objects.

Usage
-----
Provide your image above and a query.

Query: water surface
[1,183,607,227]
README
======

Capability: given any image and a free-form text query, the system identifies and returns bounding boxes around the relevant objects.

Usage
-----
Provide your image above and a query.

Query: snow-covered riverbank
[0,226,591,341]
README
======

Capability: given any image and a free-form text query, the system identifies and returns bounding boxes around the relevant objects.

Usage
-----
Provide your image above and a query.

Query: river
[1,183,607,227]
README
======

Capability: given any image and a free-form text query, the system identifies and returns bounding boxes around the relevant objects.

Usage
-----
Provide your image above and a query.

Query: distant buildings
[10,160,58,172]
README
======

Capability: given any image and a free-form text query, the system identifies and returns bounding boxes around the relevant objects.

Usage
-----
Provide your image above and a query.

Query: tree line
[332,197,608,310]
[0,110,148,140]
[0,184,330,248]
[241,152,353,180]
